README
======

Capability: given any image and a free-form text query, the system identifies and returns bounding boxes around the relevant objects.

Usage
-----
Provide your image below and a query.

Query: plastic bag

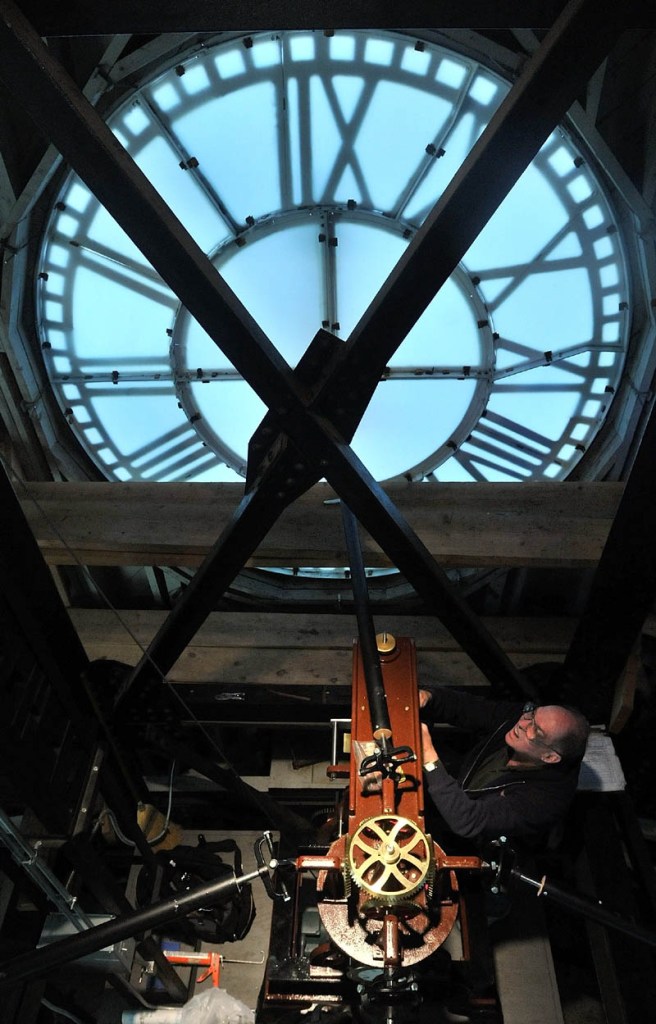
[180,988,255,1024]
[122,1010,184,1023]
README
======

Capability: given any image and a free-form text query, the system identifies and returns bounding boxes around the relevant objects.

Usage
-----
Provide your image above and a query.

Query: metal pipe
[330,718,351,768]
[0,865,268,989]
[512,868,656,949]
[341,504,392,746]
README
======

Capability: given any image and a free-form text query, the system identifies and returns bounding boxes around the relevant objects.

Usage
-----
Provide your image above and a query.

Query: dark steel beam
[251,0,641,474]
[0,0,635,701]
[0,0,532,696]
[16,1,569,36]
[0,467,157,848]
[0,723,71,834]
[0,463,90,722]
[119,476,310,697]
[324,0,647,431]
[120,411,532,695]
[136,0,636,700]
[203,0,638,695]
[0,463,96,832]
[564,399,656,722]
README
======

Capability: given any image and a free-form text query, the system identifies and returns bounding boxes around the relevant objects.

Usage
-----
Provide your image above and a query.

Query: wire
[151,757,176,842]
[41,997,86,1024]
[100,759,176,847]
[101,807,135,847]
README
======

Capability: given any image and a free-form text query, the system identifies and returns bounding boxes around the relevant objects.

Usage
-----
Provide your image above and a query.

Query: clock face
[37,30,628,486]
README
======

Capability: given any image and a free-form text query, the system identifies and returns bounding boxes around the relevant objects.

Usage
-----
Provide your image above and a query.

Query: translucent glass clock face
[38,30,628,485]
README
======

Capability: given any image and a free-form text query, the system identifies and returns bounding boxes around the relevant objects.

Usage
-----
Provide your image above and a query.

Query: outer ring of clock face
[37,29,629,486]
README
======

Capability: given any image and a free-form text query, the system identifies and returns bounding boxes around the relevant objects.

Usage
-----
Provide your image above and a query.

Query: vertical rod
[341,504,392,746]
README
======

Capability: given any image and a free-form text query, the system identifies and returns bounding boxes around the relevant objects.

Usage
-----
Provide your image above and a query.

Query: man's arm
[423,761,530,839]
[420,725,570,839]
[420,684,523,735]
[420,724,576,840]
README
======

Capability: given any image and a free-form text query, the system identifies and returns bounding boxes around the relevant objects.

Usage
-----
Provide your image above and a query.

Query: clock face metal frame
[37,29,628,488]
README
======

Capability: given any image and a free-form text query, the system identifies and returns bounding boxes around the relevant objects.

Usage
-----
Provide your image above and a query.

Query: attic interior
[2,1,656,1022]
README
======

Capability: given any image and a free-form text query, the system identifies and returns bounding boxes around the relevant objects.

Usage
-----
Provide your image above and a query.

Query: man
[419,686,590,842]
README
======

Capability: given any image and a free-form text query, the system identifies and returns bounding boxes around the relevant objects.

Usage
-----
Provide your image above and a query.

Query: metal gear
[346,814,433,902]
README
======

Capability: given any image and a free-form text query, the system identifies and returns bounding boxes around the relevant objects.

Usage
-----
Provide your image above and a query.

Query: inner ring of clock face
[171,214,493,482]
[37,29,629,486]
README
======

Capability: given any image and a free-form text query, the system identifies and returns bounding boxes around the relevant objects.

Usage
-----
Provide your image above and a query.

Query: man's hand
[421,723,439,765]
[419,689,432,709]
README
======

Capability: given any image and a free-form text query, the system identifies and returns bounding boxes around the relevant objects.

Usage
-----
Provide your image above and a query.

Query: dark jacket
[422,686,581,841]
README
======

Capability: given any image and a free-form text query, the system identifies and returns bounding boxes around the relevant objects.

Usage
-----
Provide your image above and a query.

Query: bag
[137,835,256,944]
[180,987,254,1024]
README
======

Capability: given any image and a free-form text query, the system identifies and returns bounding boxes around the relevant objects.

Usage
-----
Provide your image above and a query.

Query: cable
[150,758,176,843]
[99,759,176,847]
[101,807,136,848]
[41,997,87,1024]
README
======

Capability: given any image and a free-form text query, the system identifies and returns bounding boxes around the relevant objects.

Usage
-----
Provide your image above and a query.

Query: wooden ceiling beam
[15,1,569,36]
[21,480,622,570]
[70,609,580,688]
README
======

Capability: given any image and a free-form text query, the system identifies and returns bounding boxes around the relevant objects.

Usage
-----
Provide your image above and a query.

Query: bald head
[505,703,589,765]
[548,704,590,762]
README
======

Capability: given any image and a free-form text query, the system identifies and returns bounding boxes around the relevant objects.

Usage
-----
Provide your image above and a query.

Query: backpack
[137,834,256,944]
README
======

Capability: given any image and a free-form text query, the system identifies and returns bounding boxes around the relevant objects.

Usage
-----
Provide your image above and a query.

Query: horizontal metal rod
[513,869,656,950]
[0,865,268,989]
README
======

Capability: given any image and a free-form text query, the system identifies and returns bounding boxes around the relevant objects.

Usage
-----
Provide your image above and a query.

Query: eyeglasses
[519,702,562,758]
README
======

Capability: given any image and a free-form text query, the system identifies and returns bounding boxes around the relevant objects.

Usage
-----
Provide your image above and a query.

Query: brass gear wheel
[346,814,433,902]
